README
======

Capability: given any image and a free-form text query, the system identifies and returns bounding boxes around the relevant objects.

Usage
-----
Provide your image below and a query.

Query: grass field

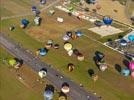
[0,47,61,100]
[1,7,134,100]
[1,0,34,17]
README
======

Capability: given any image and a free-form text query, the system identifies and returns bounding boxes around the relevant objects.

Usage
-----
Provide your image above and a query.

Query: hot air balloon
[68,49,73,56]
[71,34,77,40]
[129,61,134,71]
[47,39,53,45]
[53,44,60,49]
[95,51,105,62]
[103,16,113,25]
[39,48,47,56]
[45,39,53,49]
[8,58,22,69]
[77,53,84,61]
[20,19,29,28]
[75,31,83,37]
[128,34,134,42]
[61,82,70,94]
[68,63,75,72]
[120,39,127,46]
[32,6,37,12]
[64,43,73,51]
[121,67,130,76]
[63,35,70,41]
[9,59,16,66]
[34,16,41,25]
[43,89,53,100]
[38,68,47,78]
[66,31,72,37]
[99,63,107,71]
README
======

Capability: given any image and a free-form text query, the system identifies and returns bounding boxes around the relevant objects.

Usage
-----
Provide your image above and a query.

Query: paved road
[0,33,98,100]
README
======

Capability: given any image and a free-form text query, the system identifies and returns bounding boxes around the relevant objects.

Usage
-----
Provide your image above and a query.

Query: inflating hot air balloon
[34,16,41,25]
[68,49,73,56]
[129,61,134,71]
[75,31,83,37]
[38,68,47,78]
[66,31,72,37]
[32,6,37,12]
[61,82,70,94]
[63,35,70,41]
[20,19,29,28]
[54,44,60,49]
[103,16,113,25]
[39,48,47,56]
[128,34,134,42]
[120,39,127,46]
[64,43,73,51]
[9,59,17,66]
[121,67,130,76]
[68,63,75,72]
[77,53,84,61]
[43,89,53,100]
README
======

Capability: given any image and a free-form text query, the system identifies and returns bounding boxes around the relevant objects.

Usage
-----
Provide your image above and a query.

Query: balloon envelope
[128,35,134,42]
[32,6,37,11]
[121,68,130,76]
[64,43,73,51]
[63,35,70,41]
[38,70,47,78]
[44,90,53,99]
[75,31,82,37]
[40,48,47,56]
[9,59,16,66]
[61,86,70,94]
[120,39,127,46]
[21,19,29,26]
[129,61,134,71]
[103,16,113,25]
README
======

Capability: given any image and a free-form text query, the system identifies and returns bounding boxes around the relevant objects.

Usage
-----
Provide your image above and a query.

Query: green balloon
[9,59,16,66]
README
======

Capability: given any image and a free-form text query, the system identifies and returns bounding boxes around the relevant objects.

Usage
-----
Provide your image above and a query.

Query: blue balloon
[75,31,82,37]
[128,34,134,42]
[21,19,29,26]
[40,48,47,56]
[120,39,127,46]
[121,68,130,76]
[103,17,113,25]
[32,6,37,11]
[44,90,53,100]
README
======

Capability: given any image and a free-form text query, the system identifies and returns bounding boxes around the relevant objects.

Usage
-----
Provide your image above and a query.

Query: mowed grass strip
[1,11,134,100]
